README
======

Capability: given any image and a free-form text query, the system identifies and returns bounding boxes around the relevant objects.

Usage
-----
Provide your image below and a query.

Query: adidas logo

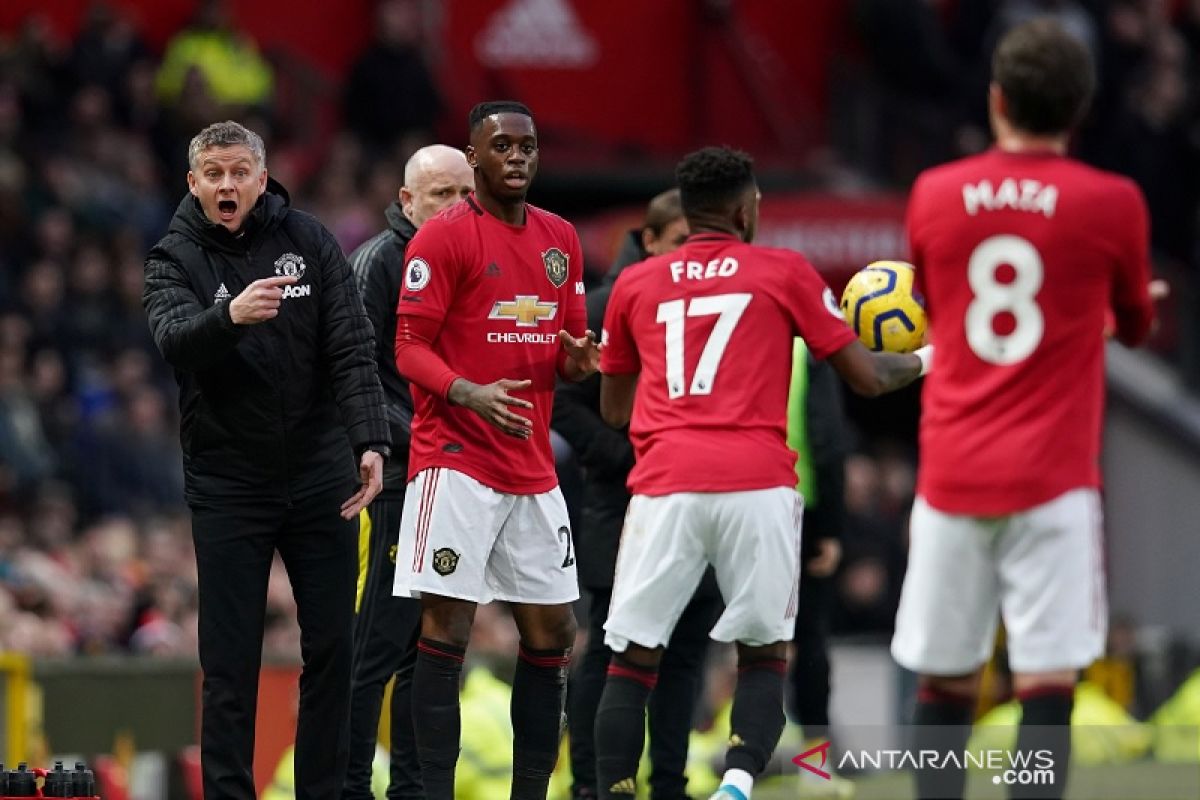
[607,777,637,795]
[214,283,231,304]
[475,0,598,68]
[485,262,502,277]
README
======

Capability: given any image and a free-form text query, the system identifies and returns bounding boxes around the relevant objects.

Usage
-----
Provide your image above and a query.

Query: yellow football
[840,260,927,353]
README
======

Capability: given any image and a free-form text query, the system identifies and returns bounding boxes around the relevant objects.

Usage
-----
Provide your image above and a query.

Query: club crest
[274,252,306,280]
[432,547,459,576]
[542,248,568,288]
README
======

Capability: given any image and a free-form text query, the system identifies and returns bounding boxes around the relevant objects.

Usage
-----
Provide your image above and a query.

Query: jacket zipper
[250,250,293,508]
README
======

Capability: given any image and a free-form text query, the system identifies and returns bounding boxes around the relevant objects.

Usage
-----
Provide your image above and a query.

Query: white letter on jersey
[963,180,994,216]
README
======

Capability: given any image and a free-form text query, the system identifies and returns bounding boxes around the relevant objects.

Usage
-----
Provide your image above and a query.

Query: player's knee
[513,604,577,651]
[736,640,788,667]
[1012,669,1077,696]
[613,642,663,671]
[541,611,578,651]
[919,671,981,701]
[421,605,475,650]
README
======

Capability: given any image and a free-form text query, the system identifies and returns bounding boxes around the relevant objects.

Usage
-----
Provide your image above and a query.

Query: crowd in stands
[0,2,1196,721]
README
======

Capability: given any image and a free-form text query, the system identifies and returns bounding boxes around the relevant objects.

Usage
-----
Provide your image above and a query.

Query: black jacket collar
[384,201,417,246]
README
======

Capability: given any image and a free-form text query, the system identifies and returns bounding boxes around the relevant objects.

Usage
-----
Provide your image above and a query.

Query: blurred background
[0,0,1199,797]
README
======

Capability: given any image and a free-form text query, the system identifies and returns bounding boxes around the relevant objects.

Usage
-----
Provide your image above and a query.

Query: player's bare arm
[599,372,638,428]
[558,328,601,381]
[827,340,926,398]
[447,376,534,439]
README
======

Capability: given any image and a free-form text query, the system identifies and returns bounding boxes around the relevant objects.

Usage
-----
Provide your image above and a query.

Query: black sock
[912,685,974,800]
[411,638,465,800]
[724,657,787,777]
[1011,686,1074,800]
[510,644,571,800]
[594,656,658,798]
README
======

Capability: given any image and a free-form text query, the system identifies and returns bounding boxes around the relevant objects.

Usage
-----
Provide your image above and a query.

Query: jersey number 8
[965,234,1045,365]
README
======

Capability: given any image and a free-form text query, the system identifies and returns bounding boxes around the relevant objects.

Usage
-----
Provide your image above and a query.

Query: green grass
[750,763,1200,800]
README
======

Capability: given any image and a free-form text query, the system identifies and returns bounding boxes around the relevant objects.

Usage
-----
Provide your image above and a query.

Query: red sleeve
[557,227,590,378]
[906,176,927,300]
[1109,180,1155,347]
[786,255,858,360]
[396,217,458,324]
[395,315,460,399]
[565,228,588,336]
[599,272,640,375]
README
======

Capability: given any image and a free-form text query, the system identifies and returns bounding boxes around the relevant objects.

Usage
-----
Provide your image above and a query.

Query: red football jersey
[397,195,586,494]
[601,232,857,495]
[909,149,1155,514]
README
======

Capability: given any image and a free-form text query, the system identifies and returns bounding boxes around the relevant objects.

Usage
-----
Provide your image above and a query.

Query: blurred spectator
[154,0,274,112]
[69,4,148,95]
[850,0,970,184]
[343,0,442,159]
[0,343,57,495]
[830,451,909,635]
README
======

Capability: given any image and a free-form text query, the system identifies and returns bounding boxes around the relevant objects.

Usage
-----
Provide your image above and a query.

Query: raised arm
[143,245,246,372]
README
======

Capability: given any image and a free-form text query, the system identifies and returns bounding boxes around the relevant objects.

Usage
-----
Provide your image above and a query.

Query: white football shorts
[392,467,579,605]
[603,487,803,651]
[892,487,1106,675]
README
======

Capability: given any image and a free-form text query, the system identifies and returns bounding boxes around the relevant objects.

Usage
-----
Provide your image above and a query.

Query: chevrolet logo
[488,295,558,327]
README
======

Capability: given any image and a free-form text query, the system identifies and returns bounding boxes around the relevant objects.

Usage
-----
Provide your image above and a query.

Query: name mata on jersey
[403,251,584,344]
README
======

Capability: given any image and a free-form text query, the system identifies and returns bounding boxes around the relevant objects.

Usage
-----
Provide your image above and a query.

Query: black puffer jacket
[143,179,390,504]
[348,201,415,499]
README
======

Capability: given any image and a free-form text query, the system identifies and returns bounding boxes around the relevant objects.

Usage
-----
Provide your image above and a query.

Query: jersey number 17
[656,293,752,399]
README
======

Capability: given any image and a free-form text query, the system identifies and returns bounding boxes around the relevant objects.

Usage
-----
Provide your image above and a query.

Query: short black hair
[992,18,1095,135]
[675,147,755,217]
[468,100,534,133]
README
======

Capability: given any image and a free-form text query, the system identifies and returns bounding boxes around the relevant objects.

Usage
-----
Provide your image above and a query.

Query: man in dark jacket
[143,120,390,800]
[343,143,473,800]
[554,188,719,800]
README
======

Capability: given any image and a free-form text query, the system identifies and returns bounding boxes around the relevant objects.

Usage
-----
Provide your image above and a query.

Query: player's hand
[559,329,601,380]
[229,275,298,325]
[341,450,384,519]
[806,538,842,578]
[1149,279,1170,301]
[450,378,535,439]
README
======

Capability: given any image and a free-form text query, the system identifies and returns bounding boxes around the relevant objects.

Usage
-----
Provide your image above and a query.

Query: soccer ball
[840,260,927,353]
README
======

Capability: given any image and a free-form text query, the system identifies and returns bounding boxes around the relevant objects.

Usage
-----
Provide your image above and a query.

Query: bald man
[344,145,474,800]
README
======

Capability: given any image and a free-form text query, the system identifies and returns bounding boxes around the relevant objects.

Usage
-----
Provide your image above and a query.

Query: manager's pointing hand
[230,275,299,325]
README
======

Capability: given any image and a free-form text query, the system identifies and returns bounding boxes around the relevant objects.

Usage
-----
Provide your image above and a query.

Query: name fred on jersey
[668,256,739,283]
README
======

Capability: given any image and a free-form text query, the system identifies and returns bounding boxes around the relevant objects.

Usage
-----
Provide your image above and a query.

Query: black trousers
[191,484,357,800]
[788,570,833,736]
[570,578,721,800]
[343,494,423,800]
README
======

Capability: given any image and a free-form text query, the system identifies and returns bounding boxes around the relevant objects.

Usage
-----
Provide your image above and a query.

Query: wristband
[915,344,934,377]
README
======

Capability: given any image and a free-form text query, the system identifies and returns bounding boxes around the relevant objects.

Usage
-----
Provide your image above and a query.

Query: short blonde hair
[188,120,266,171]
